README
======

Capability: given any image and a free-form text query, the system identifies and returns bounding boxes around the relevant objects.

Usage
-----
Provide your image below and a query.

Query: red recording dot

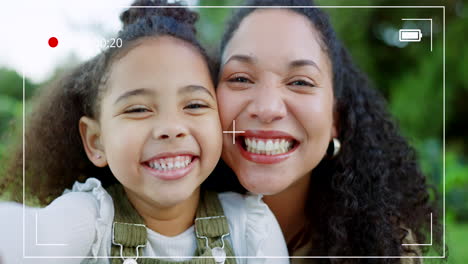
[48,37,58,48]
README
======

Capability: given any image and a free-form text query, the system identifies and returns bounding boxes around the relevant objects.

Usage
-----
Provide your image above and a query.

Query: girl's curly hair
[0,0,214,205]
[213,0,443,262]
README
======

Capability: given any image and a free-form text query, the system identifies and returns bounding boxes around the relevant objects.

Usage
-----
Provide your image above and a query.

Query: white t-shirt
[0,178,289,264]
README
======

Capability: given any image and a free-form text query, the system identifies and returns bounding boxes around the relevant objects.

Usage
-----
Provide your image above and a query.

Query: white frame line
[442,5,446,259]
[22,60,25,258]
[22,5,446,259]
[22,256,445,259]
[35,213,68,246]
[115,6,444,8]
[402,213,433,246]
[401,18,433,51]
[222,120,245,144]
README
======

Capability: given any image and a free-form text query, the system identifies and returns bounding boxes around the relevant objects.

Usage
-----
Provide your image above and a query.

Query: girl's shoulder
[60,177,115,258]
[29,177,115,261]
[55,177,114,234]
[62,177,113,215]
[0,177,114,263]
[217,192,289,263]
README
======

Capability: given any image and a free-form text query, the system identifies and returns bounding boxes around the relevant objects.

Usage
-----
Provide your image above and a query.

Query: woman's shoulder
[217,191,278,232]
[218,191,274,224]
[218,191,270,232]
[217,192,289,263]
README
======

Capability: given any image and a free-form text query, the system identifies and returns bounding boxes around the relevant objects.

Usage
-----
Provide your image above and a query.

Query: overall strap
[194,191,236,264]
[107,184,147,264]
[107,184,237,264]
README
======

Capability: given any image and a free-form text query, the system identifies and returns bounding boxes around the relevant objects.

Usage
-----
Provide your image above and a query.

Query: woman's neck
[124,187,200,237]
[262,174,311,247]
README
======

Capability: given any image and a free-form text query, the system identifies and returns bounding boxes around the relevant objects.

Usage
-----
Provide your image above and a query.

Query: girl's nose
[153,117,188,140]
[247,84,287,123]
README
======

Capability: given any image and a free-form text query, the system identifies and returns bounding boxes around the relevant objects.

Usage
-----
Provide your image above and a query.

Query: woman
[213,0,442,263]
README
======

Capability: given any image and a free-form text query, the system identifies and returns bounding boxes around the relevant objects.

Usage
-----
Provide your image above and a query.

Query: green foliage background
[0,0,466,261]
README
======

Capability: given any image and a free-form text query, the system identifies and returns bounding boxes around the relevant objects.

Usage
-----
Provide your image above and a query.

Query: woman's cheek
[217,88,244,129]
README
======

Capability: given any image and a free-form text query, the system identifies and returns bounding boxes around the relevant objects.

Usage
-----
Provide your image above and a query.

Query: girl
[0,1,288,263]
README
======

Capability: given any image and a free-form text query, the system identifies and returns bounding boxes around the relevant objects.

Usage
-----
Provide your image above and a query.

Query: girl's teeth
[244,138,294,155]
[149,156,192,171]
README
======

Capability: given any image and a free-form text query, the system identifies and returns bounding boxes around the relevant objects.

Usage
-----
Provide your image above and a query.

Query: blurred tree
[196,0,244,53]
[0,68,37,100]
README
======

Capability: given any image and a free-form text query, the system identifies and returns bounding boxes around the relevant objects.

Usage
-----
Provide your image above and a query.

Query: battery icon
[399,29,423,42]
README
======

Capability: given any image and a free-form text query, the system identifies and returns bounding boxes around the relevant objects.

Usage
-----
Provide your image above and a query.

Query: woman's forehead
[222,9,329,68]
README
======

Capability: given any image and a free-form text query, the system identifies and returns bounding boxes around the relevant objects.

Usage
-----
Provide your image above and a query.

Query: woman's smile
[235,130,300,164]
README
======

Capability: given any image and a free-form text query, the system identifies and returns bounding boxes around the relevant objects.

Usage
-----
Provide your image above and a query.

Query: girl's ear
[79,116,108,167]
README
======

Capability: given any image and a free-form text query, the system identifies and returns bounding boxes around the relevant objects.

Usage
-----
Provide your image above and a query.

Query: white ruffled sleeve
[64,177,114,262]
[0,177,114,264]
[219,192,290,264]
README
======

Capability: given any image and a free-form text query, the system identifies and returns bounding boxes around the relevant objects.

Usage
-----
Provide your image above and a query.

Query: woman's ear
[79,116,107,167]
[331,110,339,139]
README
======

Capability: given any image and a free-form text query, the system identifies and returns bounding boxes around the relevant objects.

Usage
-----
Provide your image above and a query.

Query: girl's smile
[141,152,199,181]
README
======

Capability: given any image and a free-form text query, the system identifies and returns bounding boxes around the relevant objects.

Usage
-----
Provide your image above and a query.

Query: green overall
[106,184,237,264]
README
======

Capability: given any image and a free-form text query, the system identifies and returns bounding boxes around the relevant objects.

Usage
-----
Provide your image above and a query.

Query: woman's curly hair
[0,0,215,205]
[213,0,443,262]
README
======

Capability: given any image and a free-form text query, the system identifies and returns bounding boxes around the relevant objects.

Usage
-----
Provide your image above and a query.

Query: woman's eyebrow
[289,59,322,73]
[223,54,256,66]
[114,88,155,105]
[178,85,214,99]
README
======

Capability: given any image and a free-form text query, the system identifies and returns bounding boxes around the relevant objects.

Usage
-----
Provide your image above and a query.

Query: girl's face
[81,36,222,207]
[217,9,337,195]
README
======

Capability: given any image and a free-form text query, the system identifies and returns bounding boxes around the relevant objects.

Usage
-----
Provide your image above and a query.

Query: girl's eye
[228,76,252,83]
[288,80,315,87]
[124,107,150,113]
[184,103,208,110]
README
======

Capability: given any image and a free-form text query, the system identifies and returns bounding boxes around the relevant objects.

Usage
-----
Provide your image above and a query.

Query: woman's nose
[247,84,287,123]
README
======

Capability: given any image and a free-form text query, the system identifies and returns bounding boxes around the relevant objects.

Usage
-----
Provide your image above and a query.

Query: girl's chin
[147,187,200,208]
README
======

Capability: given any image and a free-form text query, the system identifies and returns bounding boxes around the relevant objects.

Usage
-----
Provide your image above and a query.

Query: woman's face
[217,9,337,195]
[82,36,222,208]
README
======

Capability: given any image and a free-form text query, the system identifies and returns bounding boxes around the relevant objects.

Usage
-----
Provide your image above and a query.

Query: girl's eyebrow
[114,85,213,106]
[178,85,214,99]
[114,88,155,105]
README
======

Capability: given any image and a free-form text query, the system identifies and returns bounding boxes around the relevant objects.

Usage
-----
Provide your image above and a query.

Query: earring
[327,138,341,158]
[95,154,102,159]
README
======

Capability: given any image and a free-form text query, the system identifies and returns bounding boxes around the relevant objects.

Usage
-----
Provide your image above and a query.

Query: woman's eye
[228,76,252,83]
[288,80,315,87]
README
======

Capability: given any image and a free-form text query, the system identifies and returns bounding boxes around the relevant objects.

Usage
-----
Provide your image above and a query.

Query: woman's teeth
[244,138,294,155]
[148,156,192,171]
